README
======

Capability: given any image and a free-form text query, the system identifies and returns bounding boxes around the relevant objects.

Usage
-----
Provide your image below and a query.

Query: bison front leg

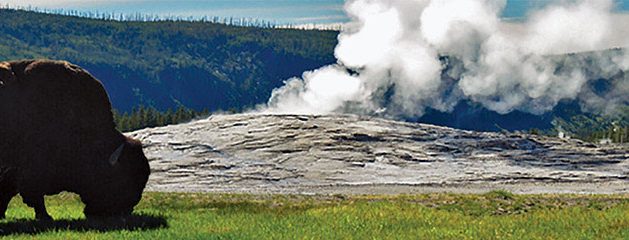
[0,169,17,219]
[21,193,52,221]
[0,189,17,219]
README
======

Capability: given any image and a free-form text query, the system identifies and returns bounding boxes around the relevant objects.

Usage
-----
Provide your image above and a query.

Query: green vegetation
[526,118,628,144]
[1,192,628,239]
[587,126,629,143]
[548,105,628,143]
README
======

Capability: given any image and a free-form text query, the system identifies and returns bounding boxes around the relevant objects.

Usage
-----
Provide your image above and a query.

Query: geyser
[265,0,629,117]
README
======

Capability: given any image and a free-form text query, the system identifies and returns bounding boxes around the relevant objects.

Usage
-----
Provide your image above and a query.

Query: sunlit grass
[1,191,628,239]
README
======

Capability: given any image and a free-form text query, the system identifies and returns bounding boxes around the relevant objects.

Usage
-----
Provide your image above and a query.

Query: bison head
[82,137,150,218]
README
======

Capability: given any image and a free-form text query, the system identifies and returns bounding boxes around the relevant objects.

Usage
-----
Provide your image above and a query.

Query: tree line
[529,124,628,144]
[113,105,209,132]
[0,4,342,30]
[585,125,628,144]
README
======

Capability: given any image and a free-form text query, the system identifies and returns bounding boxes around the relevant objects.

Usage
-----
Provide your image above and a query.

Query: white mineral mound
[129,114,628,194]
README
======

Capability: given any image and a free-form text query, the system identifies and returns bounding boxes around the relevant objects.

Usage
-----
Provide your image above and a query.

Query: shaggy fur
[0,60,150,220]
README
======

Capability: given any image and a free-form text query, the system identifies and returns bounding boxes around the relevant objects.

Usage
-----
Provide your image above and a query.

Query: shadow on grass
[0,213,167,236]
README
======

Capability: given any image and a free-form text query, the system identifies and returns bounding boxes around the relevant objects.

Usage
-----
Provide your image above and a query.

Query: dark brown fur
[0,60,150,220]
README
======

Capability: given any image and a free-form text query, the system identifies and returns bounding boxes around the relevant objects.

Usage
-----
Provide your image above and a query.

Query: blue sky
[3,0,629,24]
[503,0,629,18]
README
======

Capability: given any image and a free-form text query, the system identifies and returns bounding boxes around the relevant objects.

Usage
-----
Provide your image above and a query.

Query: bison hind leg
[21,192,52,221]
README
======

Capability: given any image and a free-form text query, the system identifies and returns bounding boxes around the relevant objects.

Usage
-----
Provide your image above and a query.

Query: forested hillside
[0,8,337,112]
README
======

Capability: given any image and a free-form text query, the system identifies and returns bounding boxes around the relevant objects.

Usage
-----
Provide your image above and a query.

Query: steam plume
[265,0,629,117]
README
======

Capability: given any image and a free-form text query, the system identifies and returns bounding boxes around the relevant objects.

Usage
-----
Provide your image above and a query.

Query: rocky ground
[129,114,629,194]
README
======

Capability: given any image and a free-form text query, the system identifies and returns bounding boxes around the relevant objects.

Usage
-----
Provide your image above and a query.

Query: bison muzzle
[0,60,150,220]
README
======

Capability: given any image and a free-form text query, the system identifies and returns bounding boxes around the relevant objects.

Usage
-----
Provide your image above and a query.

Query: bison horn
[108,143,125,166]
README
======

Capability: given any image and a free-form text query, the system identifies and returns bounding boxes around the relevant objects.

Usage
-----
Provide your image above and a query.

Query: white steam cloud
[265,0,629,117]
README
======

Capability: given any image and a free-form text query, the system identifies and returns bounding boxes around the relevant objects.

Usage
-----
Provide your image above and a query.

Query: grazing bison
[0,60,150,220]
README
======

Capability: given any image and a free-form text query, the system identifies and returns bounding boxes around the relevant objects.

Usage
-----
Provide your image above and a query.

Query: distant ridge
[0,8,338,112]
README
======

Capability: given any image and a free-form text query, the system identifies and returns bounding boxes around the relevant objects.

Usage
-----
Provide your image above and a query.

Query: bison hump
[13,59,117,135]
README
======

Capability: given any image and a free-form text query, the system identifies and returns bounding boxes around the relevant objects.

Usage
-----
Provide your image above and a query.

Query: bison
[0,60,150,220]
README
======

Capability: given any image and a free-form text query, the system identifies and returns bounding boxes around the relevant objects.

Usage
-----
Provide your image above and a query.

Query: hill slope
[0,9,337,112]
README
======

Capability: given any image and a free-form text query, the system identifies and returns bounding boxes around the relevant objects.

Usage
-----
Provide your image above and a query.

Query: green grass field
[1,191,628,239]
